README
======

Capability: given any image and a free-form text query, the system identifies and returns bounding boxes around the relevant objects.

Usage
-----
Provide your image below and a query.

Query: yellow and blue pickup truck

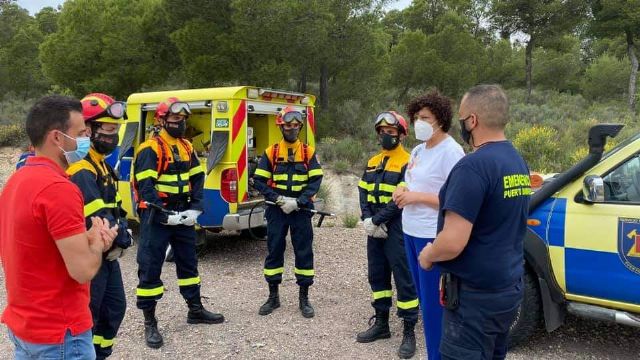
[509,124,640,346]
[105,86,316,238]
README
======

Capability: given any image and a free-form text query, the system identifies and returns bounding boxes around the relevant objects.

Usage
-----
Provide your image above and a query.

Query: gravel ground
[0,147,638,359]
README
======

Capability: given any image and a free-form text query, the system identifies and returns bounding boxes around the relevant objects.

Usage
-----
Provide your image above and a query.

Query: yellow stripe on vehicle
[294,268,315,276]
[136,286,164,297]
[254,168,271,178]
[177,276,201,287]
[263,267,284,276]
[372,290,393,300]
[308,168,323,177]
[397,299,419,310]
[135,169,158,181]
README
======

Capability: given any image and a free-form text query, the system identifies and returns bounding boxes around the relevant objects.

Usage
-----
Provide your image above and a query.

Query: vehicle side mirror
[583,175,604,203]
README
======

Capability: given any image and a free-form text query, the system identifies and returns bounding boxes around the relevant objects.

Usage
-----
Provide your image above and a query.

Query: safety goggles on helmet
[374,112,401,128]
[282,111,303,123]
[168,102,192,116]
[87,101,127,122]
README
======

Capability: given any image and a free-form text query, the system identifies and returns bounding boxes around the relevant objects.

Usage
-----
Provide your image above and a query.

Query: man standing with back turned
[419,85,530,360]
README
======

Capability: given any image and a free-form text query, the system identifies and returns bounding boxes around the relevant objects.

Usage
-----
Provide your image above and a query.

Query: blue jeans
[7,328,95,360]
[404,233,442,360]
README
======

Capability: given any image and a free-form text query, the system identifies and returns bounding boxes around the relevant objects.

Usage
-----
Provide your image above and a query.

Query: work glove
[278,196,299,214]
[363,218,377,237]
[372,223,388,239]
[162,213,184,226]
[105,246,126,261]
[180,210,202,226]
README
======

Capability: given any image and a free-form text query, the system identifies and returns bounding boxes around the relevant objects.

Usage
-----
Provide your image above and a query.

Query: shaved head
[461,85,509,129]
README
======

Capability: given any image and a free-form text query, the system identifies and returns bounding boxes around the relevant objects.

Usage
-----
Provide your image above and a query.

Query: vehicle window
[603,154,640,203]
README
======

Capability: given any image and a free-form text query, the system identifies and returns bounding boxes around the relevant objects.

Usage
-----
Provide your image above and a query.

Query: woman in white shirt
[393,91,464,360]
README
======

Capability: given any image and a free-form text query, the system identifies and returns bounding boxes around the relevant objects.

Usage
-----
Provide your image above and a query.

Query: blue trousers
[90,259,126,359]
[7,329,94,360]
[404,233,442,360]
[439,280,523,360]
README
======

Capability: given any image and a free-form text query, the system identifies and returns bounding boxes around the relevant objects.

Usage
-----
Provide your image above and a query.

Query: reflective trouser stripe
[92,335,114,348]
[397,298,419,309]
[177,276,201,287]
[136,286,164,297]
[372,290,393,300]
[294,267,314,276]
[263,267,284,276]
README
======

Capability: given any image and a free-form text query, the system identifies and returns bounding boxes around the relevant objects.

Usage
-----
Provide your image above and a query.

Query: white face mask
[414,120,434,141]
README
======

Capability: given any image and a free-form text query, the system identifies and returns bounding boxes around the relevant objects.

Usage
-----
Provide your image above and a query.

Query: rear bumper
[221,201,266,231]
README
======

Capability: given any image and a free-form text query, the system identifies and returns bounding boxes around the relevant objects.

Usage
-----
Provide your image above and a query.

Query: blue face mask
[58,131,90,164]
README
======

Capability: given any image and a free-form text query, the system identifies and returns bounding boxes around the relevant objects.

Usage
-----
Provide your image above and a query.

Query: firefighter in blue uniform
[133,97,224,349]
[67,93,132,359]
[357,111,419,359]
[252,106,323,318]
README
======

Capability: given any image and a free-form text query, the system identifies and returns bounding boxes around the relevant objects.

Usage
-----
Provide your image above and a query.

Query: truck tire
[508,266,543,348]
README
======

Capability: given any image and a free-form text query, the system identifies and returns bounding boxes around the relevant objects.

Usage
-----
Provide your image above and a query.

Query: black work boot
[299,286,315,318]
[143,304,163,349]
[258,283,281,316]
[398,320,417,359]
[356,309,391,343]
[187,298,225,324]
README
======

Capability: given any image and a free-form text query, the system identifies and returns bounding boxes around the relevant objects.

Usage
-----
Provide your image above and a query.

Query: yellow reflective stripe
[308,168,323,177]
[398,181,407,188]
[156,184,190,193]
[263,267,284,276]
[372,290,393,300]
[378,183,397,193]
[275,184,288,190]
[177,276,201,287]
[367,195,392,203]
[115,192,122,202]
[294,267,315,276]
[158,174,178,182]
[135,169,158,181]
[189,165,204,176]
[397,298,419,309]
[93,335,114,348]
[84,199,117,217]
[254,168,271,178]
[136,286,164,297]
[273,174,288,181]
[292,174,308,181]
[291,184,307,191]
[359,180,374,191]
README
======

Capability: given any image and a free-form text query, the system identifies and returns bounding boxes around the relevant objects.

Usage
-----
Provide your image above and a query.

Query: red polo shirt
[0,156,91,343]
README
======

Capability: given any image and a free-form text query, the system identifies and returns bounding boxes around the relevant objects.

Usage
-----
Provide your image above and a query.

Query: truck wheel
[508,266,543,348]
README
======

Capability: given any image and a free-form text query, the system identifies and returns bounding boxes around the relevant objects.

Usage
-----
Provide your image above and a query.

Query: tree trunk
[320,63,329,110]
[626,31,638,113]
[525,37,534,104]
[298,65,307,93]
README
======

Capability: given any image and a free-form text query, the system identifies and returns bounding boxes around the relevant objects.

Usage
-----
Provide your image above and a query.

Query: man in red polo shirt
[0,95,118,359]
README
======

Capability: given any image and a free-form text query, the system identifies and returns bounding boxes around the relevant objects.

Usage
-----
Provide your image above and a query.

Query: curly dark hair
[405,90,453,133]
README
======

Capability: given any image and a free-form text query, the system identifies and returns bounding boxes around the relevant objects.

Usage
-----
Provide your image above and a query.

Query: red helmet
[275,106,304,126]
[81,93,126,124]
[155,97,191,121]
[374,111,408,135]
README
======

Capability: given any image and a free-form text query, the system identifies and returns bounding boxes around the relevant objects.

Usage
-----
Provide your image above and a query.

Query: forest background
[1,0,639,173]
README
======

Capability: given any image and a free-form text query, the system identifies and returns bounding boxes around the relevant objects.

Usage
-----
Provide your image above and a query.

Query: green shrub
[342,214,359,229]
[513,125,564,173]
[0,124,26,147]
[333,160,350,174]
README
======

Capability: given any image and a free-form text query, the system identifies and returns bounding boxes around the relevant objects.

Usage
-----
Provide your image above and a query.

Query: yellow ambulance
[107,86,316,235]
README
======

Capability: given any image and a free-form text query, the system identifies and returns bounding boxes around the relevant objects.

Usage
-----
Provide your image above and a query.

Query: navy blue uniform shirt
[437,141,530,290]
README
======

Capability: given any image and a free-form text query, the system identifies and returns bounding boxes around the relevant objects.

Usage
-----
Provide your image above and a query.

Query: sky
[18,0,412,15]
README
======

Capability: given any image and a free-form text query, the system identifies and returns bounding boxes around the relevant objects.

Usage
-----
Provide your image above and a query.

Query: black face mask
[92,133,119,155]
[459,118,473,145]
[165,120,186,138]
[379,133,400,150]
[282,128,300,143]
